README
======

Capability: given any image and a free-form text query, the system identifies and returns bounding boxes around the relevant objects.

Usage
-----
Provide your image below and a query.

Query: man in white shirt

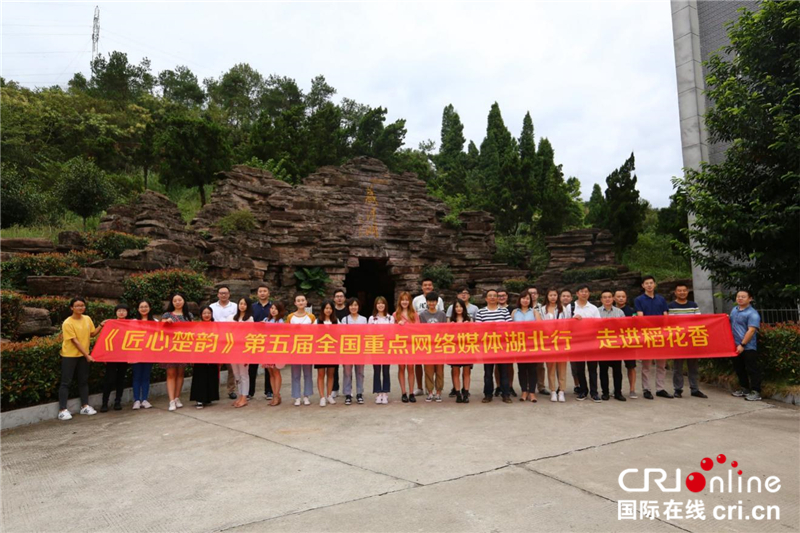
[411,278,444,395]
[210,286,238,399]
[571,284,601,403]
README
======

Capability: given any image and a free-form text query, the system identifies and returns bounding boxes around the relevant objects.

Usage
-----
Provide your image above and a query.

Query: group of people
[56,275,763,421]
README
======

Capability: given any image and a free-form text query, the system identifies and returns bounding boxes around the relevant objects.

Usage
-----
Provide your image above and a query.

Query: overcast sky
[2,1,684,207]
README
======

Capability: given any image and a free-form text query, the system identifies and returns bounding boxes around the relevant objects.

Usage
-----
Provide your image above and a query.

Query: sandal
[530,395,538,403]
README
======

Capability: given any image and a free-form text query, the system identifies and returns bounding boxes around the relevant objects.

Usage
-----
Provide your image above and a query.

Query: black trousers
[572,361,598,395]
[484,363,511,398]
[60,356,89,409]
[102,362,128,405]
[248,364,273,397]
[599,360,623,395]
[732,350,761,392]
[517,362,540,393]
[333,366,340,392]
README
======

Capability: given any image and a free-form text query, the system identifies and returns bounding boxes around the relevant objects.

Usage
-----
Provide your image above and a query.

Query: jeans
[517,362,540,393]
[102,362,128,405]
[59,356,89,409]
[373,365,391,393]
[484,364,510,397]
[132,363,153,402]
[732,350,761,393]
[572,361,598,395]
[343,365,365,395]
[673,358,700,392]
[291,364,314,398]
[231,364,249,398]
[599,360,622,395]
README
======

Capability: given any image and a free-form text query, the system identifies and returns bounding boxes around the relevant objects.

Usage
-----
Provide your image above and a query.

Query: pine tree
[603,153,646,256]
[586,183,606,227]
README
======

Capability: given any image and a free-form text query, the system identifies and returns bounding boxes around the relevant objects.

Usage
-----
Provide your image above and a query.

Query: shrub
[421,264,454,291]
[760,323,800,385]
[494,233,550,277]
[1,291,23,339]
[188,258,209,274]
[294,267,332,297]
[82,231,149,259]
[562,266,618,285]
[503,278,529,294]
[21,295,117,325]
[123,268,208,307]
[66,250,104,266]
[0,253,81,288]
[216,210,257,235]
[57,156,116,230]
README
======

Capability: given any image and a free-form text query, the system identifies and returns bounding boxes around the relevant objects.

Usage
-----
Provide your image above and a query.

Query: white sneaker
[558,391,566,402]
[58,410,72,421]
[294,398,301,406]
[382,394,389,404]
[132,401,141,410]
[79,405,97,415]
[331,391,338,398]
[141,400,152,409]
[375,395,382,404]
[327,395,336,405]
[175,398,183,408]
[414,388,424,396]
[168,400,177,411]
[303,396,311,406]
[320,397,326,407]
[550,391,558,402]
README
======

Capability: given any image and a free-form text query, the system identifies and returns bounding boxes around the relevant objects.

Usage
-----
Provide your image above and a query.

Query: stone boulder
[17,307,55,337]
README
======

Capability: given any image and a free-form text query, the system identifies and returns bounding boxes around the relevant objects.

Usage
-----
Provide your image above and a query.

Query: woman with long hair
[161,292,192,412]
[542,288,568,402]
[190,306,220,409]
[448,298,473,403]
[393,291,418,403]
[315,300,338,406]
[369,296,394,404]
[513,290,542,403]
[131,300,156,410]
[264,302,287,406]
[230,296,254,408]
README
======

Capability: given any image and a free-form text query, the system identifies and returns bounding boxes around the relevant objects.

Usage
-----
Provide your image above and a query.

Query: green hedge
[700,322,800,386]
[503,278,529,294]
[123,268,208,306]
[0,251,102,289]
[82,231,149,259]
[561,266,618,285]
[0,335,190,411]
[1,291,23,339]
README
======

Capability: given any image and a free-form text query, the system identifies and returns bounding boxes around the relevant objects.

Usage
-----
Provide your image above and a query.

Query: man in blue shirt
[634,276,671,399]
[729,289,761,401]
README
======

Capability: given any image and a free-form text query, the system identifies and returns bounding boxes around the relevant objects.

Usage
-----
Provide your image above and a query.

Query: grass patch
[0,214,99,242]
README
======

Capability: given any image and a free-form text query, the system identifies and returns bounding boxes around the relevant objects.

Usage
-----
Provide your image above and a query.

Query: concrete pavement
[2,367,798,532]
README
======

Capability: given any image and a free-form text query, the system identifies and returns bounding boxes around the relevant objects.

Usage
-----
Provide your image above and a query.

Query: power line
[101,29,211,73]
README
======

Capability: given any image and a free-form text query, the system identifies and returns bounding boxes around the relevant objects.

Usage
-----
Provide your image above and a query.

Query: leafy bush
[216,210,258,235]
[1,291,23,339]
[0,253,82,288]
[0,335,182,411]
[21,295,116,325]
[66,250,104,266]
[188,258,209,274]
[562,266,619,285]
[421,264,454,291]
[294,267,332,297]
[494,233,550,277]
[503,278,529,294]
[242,156,293,184]
[82,231,149,259]
[621,230,691,282]
[760,323,800,385]
[123,268,208,306]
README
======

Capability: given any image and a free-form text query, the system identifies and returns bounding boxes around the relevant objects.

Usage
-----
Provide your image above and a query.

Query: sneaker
[294,398,301,406]
[169,401,177,411]
[691,390,708,399]
[550,391,558,402]
[577,392,587,401]
[331,390,338,398]
[402,393,409,403]
[462,390,470,404]
[80,405,97,415]
[449,387,457,398]
[656,390,674,399]
[113,401,122,411]
[509,388,517,397]
[745,391,762,401]
[345,395,352,405]
[175,398,184,408]
[58,410,72,421]
[196,402,204,409]
[435,394,442,403]
[409,394,417,403]
[266,393,273,401]
[132,401,141,410]
[629,391,638,399]
[229,392,237,400]
[375,395,382,404]
[591,393,601,403]
[356,394,364,404]
[731,388,748,397]
[643,390,654,400]
[320,397,327,407]
[413,388,424,396]
[100,404,109,413]
[303,396,310,406]
[426,393,434,402]
[674,390,683,398]
[455,391,464,403]
[327,395,336,405]
[558,391,566,402]
[573,386,581,394]
[141,400,152,409]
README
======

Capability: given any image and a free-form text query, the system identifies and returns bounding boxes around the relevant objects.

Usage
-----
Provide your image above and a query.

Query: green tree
[154,111,232,205]
[351,107,407,163]
[656,187,689,250]
[88,51,155,103]
[305,75,336,113]
[676,0,800,306]
[158,66,205,107]
[58,157,116,230]
[478,103,520,233]
[433,104,468,196]
[603,153,646,256]
[204,63,264,127]
[586,183,606,227]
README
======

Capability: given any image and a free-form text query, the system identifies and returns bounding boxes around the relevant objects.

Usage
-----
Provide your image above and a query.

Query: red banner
[90,315,736,364]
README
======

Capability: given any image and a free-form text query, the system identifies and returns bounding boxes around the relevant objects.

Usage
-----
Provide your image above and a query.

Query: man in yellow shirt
[58,297,108,421]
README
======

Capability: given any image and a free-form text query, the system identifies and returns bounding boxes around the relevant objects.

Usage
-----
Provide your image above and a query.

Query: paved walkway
[2,368,798,532]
